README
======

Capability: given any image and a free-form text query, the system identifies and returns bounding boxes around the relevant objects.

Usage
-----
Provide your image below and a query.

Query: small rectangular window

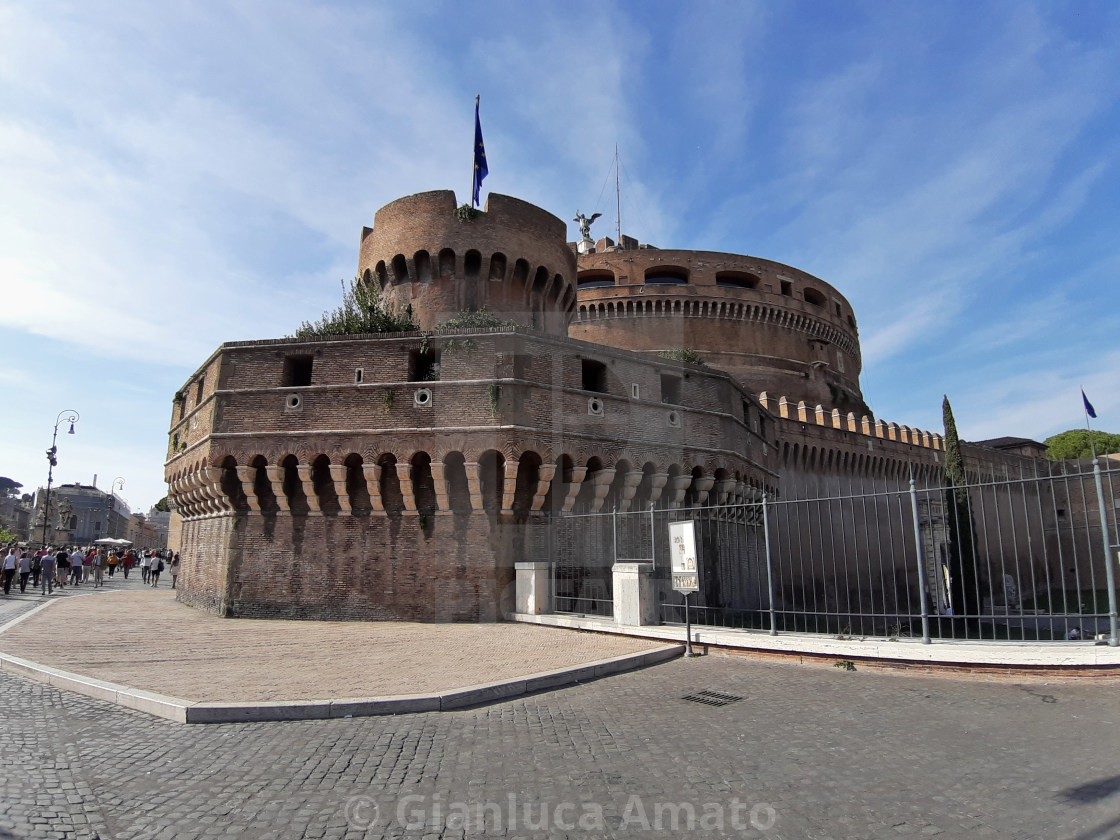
[780,280,793,297]
[631,383,640,399]
[661,374,682,405]
[581,359,607,393]
[282,356,314,387]
[195,377,205,405]
[409,349,441,382]
[355,368,364,384]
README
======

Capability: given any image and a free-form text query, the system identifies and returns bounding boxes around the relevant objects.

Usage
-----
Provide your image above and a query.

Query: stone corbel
[235,467,261,512]
[328,465,351,513]
[560,466,588,513]
[530,464,556,511]
[589,467,617,513]
[430,461,448,511]
[362,463,383,512]
[501,460,519,512]
[692,475,716,506]
[666,474,693,509]
[616,470,645,512]
[296,464,321,513]
[265,466,290,512]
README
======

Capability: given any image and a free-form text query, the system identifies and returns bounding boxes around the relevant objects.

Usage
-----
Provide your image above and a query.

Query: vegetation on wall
[291,276,417,339]
[1044,429,1120,460]
[437,308,520,330]
[943,396,979,620]
[657,348,706,365]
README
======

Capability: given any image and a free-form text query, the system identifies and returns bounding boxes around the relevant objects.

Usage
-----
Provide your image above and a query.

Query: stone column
[296,464,321,514]
[398,467,417,514]
[666,474,693,509]
[464,462,483,511]
[515,561,551,615]
[588,467,617,513]
[430,461,449,511]
[235,467,261,512]
[265,466,290,512]
[362,463,384,513]
[501,459,519,512]
[612,562,657,626]
[616,470,645,512]
[530,464,556,511]
[328,465,351,513]
[560,466,588,513]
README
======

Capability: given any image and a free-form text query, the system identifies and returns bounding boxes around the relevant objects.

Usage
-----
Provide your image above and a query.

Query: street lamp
[105,477,125,540]
[40,409,80,549]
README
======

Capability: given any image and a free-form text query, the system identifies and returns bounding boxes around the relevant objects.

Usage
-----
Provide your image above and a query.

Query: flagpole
[1083,387,1098,460]
[471,95,479,207]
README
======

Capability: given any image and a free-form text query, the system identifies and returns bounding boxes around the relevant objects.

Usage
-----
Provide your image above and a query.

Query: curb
[0,643,683,724]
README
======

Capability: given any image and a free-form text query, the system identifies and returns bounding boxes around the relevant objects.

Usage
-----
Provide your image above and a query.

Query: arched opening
[578,269,615,288]
[443,451,471,512]
[311,454,340,514]
[510,258,530,295]
[374,261,388,290]
[489,252,507,282]
[543,454,574,512]
[715,271,760,289]
[439,248,456,281]
[513,452,542,516]
[344,453,369,511]
[464,249,482,280]
[414,250,432,283]
[391,254,409,285]
[410,452,437,515]
[250,455,277,512]
[644,266,689,284]
[281,454,308,515]
[377,453,404,513]
[803,287,826,307]
[477,450,505,513]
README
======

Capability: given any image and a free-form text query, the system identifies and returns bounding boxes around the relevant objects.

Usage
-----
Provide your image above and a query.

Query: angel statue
[574,211,602,241]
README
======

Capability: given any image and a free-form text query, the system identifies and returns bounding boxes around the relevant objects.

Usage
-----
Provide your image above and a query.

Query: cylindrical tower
[358,190,578,336]
[570,248,869,414]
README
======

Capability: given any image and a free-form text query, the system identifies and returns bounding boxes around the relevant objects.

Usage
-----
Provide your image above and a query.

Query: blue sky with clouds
[2,0,1118,511]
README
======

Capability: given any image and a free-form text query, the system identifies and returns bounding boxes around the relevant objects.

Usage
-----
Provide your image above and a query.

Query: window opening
[409,349,441,382]
[661,374,682,405]
[282,356,314,387]
[581,359,607,393]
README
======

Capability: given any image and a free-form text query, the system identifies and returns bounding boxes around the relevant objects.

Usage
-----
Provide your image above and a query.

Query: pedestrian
[82,548,95,584]
[170,553,181,589]
[55,550,69,589]
[39,550,56,595]
[151,553,164,587]
[66,547,79,584]
[17,549,32,593]
[140,552,151,584]
[2,548,16,595]
[107,550,119,578]
[122,550,134,579]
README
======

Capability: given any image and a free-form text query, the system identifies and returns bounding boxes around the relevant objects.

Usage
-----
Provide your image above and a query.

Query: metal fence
[546,458,1120,642]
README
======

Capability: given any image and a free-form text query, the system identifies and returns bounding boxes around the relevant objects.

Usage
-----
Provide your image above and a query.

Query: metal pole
[1092,458,1119,646]
[684,591,696,656]
[762,492,777,636]
[40,410,79,549]
[909,477,932,644]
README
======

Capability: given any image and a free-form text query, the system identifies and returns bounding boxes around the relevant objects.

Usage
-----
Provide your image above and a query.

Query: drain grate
[681,690,743,707]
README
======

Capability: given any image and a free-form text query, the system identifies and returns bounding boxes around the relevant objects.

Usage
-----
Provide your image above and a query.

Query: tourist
[92,550,105,587]
[140,551,151,584]
[82,547,95,584]
[2,548,16,595]
[107,550,119,578]
[69,547,82,584]
[39,550,56,595]
[29,548,41,589]
[151,553,164,587]
[170,553,180,589]
[55,550,69,589]
[122,550,134,579]
[17,549,31,593]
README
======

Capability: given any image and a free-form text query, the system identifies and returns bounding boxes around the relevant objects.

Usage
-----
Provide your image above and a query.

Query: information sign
[668,520,699,593]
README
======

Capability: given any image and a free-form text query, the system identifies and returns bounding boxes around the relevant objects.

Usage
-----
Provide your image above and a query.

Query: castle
[165,189,1047,623]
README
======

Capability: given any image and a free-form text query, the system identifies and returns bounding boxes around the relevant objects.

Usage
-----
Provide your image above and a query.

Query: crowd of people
[2,545,180,596]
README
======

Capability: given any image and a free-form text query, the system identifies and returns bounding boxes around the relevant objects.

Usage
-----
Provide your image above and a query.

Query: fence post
[762,493,777,636]
[612,506,618,564]
[1092,458,1119,646]
[909,477,932,644]
[649,501,656,571]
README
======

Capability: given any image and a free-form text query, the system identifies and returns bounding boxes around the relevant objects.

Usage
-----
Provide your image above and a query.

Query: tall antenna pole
[615,144,622,244]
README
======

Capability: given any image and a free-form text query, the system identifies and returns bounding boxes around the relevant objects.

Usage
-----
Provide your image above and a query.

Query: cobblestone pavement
[0,590,664,702]
[3,650,1118,840]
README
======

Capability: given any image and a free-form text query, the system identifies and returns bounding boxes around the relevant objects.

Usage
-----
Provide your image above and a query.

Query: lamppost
[105,477,125,540]
[40,410,80,549]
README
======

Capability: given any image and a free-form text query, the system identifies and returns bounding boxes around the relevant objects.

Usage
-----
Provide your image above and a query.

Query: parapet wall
[758,392,943,451]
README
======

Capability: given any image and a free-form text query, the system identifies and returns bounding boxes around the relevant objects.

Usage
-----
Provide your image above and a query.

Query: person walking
[55,550,69,590]
[2,549,17,595]
[140,552,151,584]
[122,550,134,580]
[151,553,164,587]
[81,548,94,584]
[30,548,42,589]
[107,550,119,578]
[170,553,181,589]
[17,549,32,594]
[92,550,105,587]
[39,551,56,595]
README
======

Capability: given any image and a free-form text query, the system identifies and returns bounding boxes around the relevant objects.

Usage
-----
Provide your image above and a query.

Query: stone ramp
[0,591,680,723]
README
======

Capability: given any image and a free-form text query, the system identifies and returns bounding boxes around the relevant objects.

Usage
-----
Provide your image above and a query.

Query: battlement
[757,392,944,452]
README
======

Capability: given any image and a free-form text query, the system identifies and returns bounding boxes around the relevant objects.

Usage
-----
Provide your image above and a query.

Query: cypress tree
[942,396,980,620]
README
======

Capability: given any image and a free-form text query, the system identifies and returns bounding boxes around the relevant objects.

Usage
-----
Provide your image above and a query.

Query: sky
[2,0,1118,513]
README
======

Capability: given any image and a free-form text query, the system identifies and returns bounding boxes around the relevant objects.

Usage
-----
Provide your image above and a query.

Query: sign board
[668,520,699,592]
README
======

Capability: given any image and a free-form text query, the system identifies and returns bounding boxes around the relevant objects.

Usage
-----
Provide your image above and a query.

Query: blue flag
[472,98,488,207]
[1082,389,1097,419]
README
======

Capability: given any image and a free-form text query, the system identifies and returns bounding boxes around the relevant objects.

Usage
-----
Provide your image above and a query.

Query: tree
[291,276,417,339]
[154,496,170,512]
[0,525,16,543]
[0,477,22,497]
[1044,429,1120,461]
[943,396,980,620]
